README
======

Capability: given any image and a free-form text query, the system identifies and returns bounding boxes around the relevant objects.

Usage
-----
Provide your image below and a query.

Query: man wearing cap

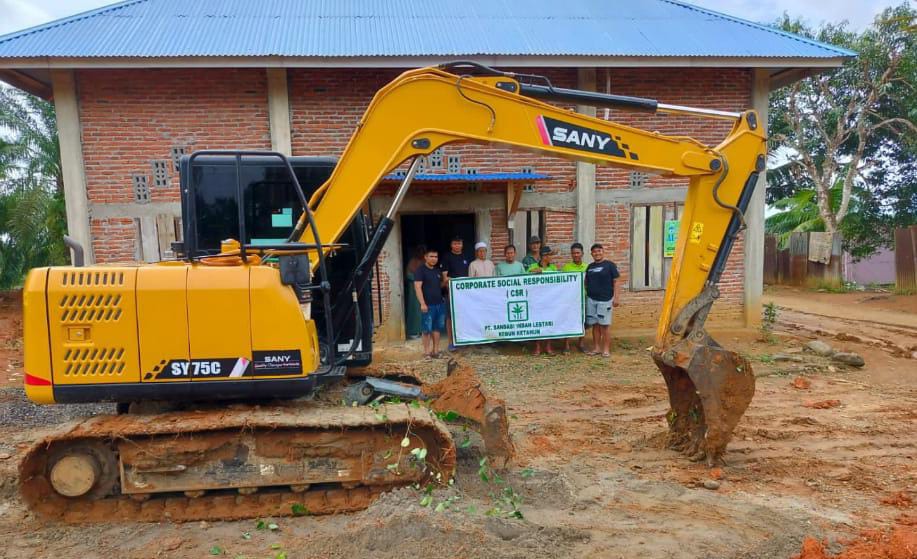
[527,245,558,356]
[469,241,496,277]
[526,245,558,274]
[522,235,541,270]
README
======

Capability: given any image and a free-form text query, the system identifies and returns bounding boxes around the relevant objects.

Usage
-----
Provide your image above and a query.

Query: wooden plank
[139,215,160,263]
[896,226,916,290]
[789,232,808,286]
[763,235,777,284]
[631,206,647,288]
[648,205,663,288]
[156,214,177,258]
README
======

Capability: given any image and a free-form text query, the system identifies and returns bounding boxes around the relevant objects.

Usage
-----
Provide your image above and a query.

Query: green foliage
[767,6,917,258]
[0,86,67,287]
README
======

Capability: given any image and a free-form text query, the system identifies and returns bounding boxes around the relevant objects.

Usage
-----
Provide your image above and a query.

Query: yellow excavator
[19,62,765,522]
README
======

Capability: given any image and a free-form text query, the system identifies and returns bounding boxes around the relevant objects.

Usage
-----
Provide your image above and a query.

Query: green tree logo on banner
[507,301,529,322]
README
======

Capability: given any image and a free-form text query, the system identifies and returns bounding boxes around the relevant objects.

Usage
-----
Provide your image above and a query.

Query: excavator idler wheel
[45,441,119,500]
[49,454,100,498]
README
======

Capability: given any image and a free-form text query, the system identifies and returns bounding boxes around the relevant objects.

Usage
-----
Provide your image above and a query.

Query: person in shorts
[562,242,588,353]
[413,248,447,359]
[585,243,620,357]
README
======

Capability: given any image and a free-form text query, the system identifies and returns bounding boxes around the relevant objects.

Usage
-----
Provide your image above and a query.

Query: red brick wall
[593,68,753,191]
[90,218,135,263]
[288,67,578,193]
[77,68,271,260]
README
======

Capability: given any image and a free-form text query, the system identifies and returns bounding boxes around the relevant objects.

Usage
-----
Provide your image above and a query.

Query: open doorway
[400,213,476,264]
[400,213,476,339]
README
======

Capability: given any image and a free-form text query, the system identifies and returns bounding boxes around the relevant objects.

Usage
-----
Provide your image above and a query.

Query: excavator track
[20,404,455,523]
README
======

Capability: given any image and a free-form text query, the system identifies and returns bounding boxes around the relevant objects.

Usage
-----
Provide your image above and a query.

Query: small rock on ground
[775,354,804,362]
[831,352,865,367]
[805,340,835,357]
[703,480,721,490]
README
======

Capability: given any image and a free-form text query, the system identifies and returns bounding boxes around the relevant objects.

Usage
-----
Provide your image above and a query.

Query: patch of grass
[808,280,857,293]
[893,286,916,296]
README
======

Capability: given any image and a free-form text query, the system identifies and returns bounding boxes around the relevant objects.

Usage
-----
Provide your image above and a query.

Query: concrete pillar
[378,214,405,342]
[266,68,292,155]
[575,68,597,250]
[51,70,94,264]
[475,209,493,249]
[744,69,769,327]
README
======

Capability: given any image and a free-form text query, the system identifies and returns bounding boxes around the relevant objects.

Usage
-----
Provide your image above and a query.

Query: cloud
[0,0,111,36]
[689,0,894,30]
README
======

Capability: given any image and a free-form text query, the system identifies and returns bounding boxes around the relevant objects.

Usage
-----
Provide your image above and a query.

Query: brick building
[0,0,851,339]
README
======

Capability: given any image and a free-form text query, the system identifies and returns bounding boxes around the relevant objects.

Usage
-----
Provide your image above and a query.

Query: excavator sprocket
[654,338,755,466]
[20,404,455,523]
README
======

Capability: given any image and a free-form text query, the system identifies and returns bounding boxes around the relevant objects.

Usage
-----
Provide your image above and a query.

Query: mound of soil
[793,524,917,559]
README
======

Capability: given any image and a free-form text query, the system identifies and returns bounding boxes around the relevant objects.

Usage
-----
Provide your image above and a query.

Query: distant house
[0,0,852,338]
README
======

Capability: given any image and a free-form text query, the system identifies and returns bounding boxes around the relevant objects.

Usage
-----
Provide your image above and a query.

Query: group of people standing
[405,235,620,359]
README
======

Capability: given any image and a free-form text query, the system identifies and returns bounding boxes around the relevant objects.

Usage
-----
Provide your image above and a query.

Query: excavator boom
[293,62,765,463]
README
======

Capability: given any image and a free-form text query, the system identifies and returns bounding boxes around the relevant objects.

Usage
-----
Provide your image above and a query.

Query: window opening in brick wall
[151,160,169,188]
[170,146,188,172]
[428,148,444,169]
[630,202,684,290]
[132,174,150,204]
[512,209,545,249]
[629,171,648,189]
[447,155,461,174]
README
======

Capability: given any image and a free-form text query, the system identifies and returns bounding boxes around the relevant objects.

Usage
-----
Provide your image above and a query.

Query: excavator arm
[296,62,766,464]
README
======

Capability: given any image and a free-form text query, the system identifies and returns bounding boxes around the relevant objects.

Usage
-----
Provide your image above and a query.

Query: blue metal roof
[0,0,853,60]
[383,172,550,182]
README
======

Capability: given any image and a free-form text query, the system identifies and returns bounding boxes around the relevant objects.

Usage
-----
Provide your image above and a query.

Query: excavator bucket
[653,339,755,466]
[421,358,515,470]
[346,358,515,469]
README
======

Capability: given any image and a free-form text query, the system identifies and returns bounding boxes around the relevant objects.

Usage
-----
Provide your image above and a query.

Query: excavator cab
[176,153,375,366]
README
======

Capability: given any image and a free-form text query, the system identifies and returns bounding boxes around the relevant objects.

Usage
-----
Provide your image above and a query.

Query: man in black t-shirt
[585,243,620,357]
[440,236,468,351]
[413,248,446,358]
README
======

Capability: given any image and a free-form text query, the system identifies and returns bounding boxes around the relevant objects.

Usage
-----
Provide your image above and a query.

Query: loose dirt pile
[793,523,917,559]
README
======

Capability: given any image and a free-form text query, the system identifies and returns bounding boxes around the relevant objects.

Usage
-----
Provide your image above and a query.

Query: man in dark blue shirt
[413,248,446,358]
[440,236,468,351]
[585,243,620,357]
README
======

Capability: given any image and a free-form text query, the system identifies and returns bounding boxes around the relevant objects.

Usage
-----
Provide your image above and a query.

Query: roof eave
[0,54,851,70]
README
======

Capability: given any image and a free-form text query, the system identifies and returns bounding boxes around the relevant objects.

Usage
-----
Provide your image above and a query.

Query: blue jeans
[421,303,446,333]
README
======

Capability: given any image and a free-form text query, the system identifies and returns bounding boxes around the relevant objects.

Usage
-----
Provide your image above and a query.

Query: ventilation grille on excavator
[58,293,123,323]
[62,347,127,377]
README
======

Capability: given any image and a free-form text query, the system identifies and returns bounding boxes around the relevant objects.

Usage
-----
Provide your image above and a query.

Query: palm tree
[0,86,68,288]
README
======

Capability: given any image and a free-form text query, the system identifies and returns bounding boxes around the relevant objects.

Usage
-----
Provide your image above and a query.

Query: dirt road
[0,289,914,558]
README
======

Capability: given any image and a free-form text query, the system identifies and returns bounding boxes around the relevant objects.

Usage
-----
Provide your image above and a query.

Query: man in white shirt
[468,241,496,277]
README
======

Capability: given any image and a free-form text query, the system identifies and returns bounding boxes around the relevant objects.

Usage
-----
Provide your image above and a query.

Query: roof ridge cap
[0,0,150,46]
[659,0,856,57]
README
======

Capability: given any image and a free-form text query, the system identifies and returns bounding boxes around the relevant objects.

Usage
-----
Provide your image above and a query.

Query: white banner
[449,272,584,345]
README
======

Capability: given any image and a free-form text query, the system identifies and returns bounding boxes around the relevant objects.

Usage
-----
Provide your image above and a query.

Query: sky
[0,0,903,36]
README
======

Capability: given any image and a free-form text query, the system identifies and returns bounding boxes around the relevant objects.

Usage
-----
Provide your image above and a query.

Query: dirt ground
[0,288,914,559]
